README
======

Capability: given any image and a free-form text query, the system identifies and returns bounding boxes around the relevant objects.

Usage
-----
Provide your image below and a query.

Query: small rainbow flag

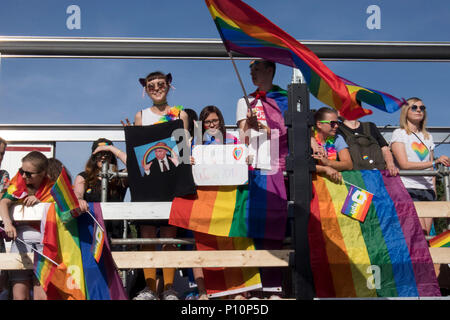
[341,185,373,223]
[205,0,404,120]
[50,167,81,223]
[91,223,105,263]
[429,230,450,248]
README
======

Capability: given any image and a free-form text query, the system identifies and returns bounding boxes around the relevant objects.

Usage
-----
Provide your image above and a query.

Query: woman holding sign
[391,97,450,235]
[312,107,353,183]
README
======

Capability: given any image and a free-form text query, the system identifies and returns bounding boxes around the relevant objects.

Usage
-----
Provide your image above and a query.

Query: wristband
[432,161,436,170]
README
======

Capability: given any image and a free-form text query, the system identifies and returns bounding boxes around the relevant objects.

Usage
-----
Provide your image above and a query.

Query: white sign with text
[192,144,248,186]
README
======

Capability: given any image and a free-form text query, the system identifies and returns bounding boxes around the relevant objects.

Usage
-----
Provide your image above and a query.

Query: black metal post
[285,83,315,300]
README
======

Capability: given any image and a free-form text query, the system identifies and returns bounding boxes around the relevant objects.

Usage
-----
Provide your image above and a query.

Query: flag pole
[342,179,373,195]
[86,210,105,233]
[227,51,252,110]
[0,226,59,266]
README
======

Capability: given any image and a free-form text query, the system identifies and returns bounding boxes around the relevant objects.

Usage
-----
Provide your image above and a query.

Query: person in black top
[74,138,128,241]
[337,112,399,176]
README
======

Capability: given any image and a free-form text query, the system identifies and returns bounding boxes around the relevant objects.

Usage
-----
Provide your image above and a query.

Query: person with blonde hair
[391,97,449,235]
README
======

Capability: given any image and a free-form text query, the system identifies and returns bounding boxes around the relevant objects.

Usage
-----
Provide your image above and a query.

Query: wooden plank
[429,248,450,264]
[0,250,291,270]
[3,201,450,221]
[414,202,450,218]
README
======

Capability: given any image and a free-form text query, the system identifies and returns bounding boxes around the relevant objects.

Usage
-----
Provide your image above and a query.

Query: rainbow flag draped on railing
[309,170,440,297]
[169,170,287,240]
[34,202,127,300]
[205,0,404,120]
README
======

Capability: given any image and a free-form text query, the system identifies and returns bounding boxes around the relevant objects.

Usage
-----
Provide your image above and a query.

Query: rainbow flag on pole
[429,230,450,248]
[205,0,404,120]
[309,171,440,297]
[341,185,373,223]
[50,167,81,222]
[34,203,127,300]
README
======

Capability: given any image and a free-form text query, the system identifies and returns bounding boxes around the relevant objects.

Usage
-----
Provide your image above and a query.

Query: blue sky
[0,0,449,178]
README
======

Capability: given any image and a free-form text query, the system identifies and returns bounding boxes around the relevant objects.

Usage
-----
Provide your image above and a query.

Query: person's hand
[246,108,258,130]
[22,195,40,207]
[78,199,89,213]
[324,166,342,183]
[120,118,133,126]
[3,222,17,240]
[246,155,254,166]
[92,145,112,155]
[435,155,450,167]
[312,150,330,166]
[386,162,399,176]
[190,156,196,165]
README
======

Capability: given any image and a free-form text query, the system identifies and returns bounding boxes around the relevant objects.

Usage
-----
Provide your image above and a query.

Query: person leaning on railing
[390,97,450,235]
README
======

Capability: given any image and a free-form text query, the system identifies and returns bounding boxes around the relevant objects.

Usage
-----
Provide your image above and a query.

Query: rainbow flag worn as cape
[309,170,440,297]
[429,230,450,248]
[205,0,404,120]
[2,172,54,203]
[50,167,82,223]
[34,202,127,300]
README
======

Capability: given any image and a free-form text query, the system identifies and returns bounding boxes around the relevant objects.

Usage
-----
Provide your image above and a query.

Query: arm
[318,148,353,171]
[381,146,399,176]
[0,198,17,239]
[93,145,127,165]
[316,165,342,183]
[73,175,89,212]
[133,110,142,126]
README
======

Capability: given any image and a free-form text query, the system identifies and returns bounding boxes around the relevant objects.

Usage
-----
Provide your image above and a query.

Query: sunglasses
[203,119,220,126]
[19,168,41,178]
[410,105,426,112]
[146,81,167,91]
[93,151,113,162]
[319,120,339,128]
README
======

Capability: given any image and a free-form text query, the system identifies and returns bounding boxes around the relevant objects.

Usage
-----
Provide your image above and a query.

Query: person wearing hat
[73,138,128,245]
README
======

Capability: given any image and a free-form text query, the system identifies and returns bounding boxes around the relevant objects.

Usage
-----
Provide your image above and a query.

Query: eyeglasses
[19,168,41,178]
[319,120,339,128]
[203,119,220,126]
[146,81,167,91]
[410,105,426,112]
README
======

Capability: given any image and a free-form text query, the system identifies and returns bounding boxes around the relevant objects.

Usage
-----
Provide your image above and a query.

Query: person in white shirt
[391,97,449,235]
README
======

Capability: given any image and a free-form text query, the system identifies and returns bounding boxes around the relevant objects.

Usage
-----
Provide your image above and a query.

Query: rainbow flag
[50,167,81,222]
[341,185,373,223]
[195,232,262,297]
[34,202,127,300]
[309,170,440,297]
[205,0,404,120]
[429,230,450,248]
[91,223,105,263]
[2,172,54,203]
[169,170,287,240]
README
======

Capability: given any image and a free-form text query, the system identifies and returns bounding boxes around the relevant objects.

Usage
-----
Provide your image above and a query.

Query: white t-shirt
[390,128,435,190]
[236,97,270,170]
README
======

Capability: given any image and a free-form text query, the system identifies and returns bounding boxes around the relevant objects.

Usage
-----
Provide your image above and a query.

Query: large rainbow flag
[309,170,440,297]
[2,172,54,203]
[34,202,127,300]
[169,170,287,240]
[205,0,404,120]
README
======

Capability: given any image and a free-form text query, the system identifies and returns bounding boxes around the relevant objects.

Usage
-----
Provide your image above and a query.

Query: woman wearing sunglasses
[73,138,128,246]
[391,97,449,235]
[0,151,54,300]
[312,107,353,183]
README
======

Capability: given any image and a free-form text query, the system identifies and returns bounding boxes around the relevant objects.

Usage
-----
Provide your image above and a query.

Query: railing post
[100,161,109,202]
[285,82,315,300]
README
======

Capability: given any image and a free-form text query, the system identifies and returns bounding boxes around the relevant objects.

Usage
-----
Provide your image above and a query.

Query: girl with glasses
[391,97,449,235]
[312,107,353,183]
[0,151,54,300]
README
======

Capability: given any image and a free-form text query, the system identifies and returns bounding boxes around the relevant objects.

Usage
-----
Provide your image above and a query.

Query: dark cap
[92,138,113,153]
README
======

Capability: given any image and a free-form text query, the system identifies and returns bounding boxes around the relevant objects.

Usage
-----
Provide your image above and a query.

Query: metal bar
[1,36,450,61]
[110,238,195,246]
[100,161,109,202]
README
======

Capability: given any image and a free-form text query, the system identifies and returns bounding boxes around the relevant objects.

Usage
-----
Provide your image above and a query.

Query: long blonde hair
[399,97,430,139]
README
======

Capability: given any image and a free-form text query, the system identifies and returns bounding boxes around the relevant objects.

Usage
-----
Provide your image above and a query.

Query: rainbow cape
[34,202,127,300]
[50,167,82,223]
[205,0,404,120]
[169,170,287,240]
[2,172,54,203]
[429,230,450,248]
[309,170,440,297]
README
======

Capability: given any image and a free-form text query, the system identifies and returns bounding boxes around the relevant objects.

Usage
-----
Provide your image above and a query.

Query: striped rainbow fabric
[50,167,81,222]
[429,230,450,248]
[34,202,127,300]
[309,170,440,297]
[169,170,287,241]
[3,172,54,203]
[205,0,404,120]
